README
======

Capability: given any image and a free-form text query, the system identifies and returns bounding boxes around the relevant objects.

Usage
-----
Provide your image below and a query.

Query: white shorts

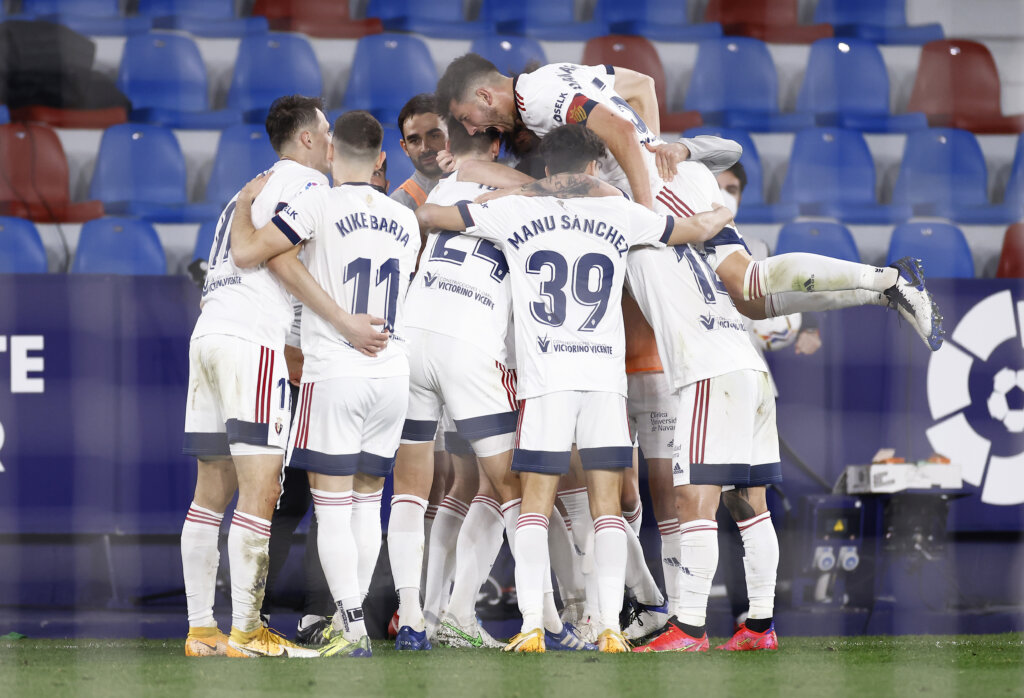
[402,329,518,457]
[512,390,632,475]
[672,369,781,487]
[183,334,291,459]
[627,371,677,460]
[287,375,408,477]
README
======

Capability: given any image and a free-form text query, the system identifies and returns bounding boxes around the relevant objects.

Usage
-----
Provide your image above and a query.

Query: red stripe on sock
[737,512,771,531]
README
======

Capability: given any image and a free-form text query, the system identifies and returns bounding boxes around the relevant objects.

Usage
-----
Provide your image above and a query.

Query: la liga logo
[926,290,1024,505]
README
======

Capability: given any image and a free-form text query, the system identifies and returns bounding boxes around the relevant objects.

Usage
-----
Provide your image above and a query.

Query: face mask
[719,190,738,215]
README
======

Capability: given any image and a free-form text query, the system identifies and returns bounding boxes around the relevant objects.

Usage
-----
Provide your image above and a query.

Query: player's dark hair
[436,53,501,119]
[726,161,747,193]
[265,95,324,154]
[333,110,383,162]
[540,125,608,175]
[397,93,439,139]
[446,116,498,156]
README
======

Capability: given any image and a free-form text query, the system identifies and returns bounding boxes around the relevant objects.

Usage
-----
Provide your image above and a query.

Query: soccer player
[181,96,383,659]
[233,111,420,658]
[416,124,734,653]
[435,55,944,351]
[391,93,448,210]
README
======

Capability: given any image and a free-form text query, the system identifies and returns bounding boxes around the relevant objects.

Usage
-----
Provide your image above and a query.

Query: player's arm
[646,136,743,182]
[415,202,469,232]
[610,66,660,137]
[476,172,621,204]
[663,203,735,246]
[587,104,655,209]
[265,246,390,357]
[456,159,536,189]
[229,173,299,269]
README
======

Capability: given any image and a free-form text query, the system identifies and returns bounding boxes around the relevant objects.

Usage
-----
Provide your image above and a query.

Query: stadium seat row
[3,215,1017,279]
[3,120,1019,226]
[1,0,943,44]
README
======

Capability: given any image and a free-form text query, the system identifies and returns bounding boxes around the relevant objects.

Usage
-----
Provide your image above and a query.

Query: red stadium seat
[908,39,1024,134]
[581,35,702,133]
[8,105,127,129]
[704,0,832,44]
[251,0,382,38]
[996,223,1024,278]
[0,123,104,223]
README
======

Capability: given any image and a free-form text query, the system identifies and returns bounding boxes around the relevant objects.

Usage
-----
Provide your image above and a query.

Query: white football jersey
[459,195,673,399]
[513,63,663,197]
[275,182,421,381]
[192,159,327,348]
[626,164,766,391]
[405,172,513,363]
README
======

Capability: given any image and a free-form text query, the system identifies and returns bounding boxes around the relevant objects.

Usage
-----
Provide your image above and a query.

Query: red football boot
[632,618,709,653]
[716,622,779,651]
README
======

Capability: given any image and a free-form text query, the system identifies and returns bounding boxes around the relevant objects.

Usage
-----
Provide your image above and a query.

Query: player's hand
[645,142,690,182]
[794,328,822,355]
[283,343,304,386]
[436,149,455,173]
[691,202,734,241]
[241,170,272,201]
[337,313,390,357]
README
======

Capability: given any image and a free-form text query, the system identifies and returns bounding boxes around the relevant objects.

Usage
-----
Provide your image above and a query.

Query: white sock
[500,498,521,555]
[593,515,628,633]
[744,254,898,302]
[447,495,505,627]
[514,513,549,633]
[676,519,719,629]
[389,495,428,631]
[548,510,584,606]
[351,489,383,598]
[658,518,681,617]
[766,288,887,317]
[559,489,597,622]
[181,502,223,628]
[623,502,642,535]
[423,496,467,631]
[625,520,664,607]
[228,510,271,632]
[311,489,365,639]
[738,512,779,620]
[421,503,438,592]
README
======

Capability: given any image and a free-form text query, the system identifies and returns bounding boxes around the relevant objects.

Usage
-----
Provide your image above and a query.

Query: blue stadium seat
[367,0,492,38]
[1004,135,1024,211]
[341,34,438,127]
[18,0,150,35]
[227,33,322,124]
[71,217,167,275]
[206,124,280,207]
[684,38,815,132]
[117,32,242,130]
[681,126,798,223]
[813,0,943,45]
[796,38,928,132]
[470,36,548,75]
[89,124,221,223]
[136,0,268,37]
[192,219,217,263]
[596,0,722,41]
[780,128,911,223]
[892,128,1022,223]
[381,126,415,192]
[480,0,608,40]
[774,221,860,262]
[0,105,8,125]
[0,217,48,273]
[886,222,974,278]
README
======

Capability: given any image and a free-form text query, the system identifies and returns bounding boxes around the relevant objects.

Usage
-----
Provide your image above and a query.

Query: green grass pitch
[3,635,1023,698]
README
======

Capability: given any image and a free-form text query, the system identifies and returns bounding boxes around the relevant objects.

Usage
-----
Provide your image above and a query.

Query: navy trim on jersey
[183,432,231,458]
[704,225,748,254]
[456,201,474,228]
[454,410,518,440]
[579,446,633,471]
[402,418,439,442]
[289,448,360,476]
[687,461,783,486]
[444,430,474,456]
[512,449,572,475]
[226,418,269,445]
[660,216,675,244]
[604,64,615,75]
[272,214,302,245]
[275,202,287,213]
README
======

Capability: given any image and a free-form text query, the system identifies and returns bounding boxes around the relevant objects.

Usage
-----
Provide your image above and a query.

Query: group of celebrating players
[178,53,944,658]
